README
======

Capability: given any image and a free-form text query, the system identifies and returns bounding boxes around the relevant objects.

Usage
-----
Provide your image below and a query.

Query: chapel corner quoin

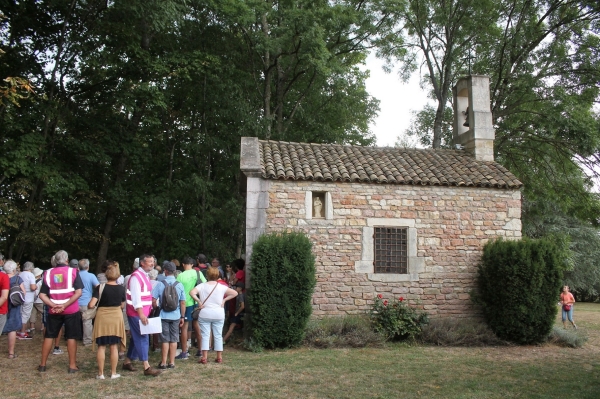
[239,75,523,318]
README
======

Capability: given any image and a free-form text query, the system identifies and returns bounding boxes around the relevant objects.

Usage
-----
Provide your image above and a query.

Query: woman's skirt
[92,306,127,352]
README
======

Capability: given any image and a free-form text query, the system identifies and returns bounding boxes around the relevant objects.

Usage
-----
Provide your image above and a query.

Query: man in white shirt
[122,254,161,377]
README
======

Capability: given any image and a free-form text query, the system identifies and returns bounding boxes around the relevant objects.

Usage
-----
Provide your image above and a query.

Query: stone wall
[255,180,521,318]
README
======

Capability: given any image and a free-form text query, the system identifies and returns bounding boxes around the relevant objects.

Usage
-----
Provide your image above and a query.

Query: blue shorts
[184,304,197,321]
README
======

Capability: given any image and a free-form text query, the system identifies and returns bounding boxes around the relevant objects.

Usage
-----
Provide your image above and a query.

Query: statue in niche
[462,106,470,127]
[313,197,323,218]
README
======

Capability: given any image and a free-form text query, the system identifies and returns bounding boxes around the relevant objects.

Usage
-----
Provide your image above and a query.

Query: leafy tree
[0,0,389,268]
[391,0,600,297]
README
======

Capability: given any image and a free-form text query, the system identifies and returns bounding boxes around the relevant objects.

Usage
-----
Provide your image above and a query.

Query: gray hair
[54,250,69,265]
[132,258,139,269]
[148,269,158,280]
[22,261,34,271]
[79,259,90,270]
[50,255,57,267]
[3,260,17,274]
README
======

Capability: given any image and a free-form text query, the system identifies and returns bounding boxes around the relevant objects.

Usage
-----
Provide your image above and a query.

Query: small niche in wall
[312,192,326,218]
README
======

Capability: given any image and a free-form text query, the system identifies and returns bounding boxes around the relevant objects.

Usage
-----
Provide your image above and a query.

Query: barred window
[374,227,408,274]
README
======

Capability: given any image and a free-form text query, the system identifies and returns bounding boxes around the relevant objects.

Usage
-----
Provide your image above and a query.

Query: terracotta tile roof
[259,140,522,189]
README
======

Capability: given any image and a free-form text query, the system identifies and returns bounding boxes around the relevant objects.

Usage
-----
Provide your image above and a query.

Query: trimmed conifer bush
[476,238,565,344]
[248,231,316,349]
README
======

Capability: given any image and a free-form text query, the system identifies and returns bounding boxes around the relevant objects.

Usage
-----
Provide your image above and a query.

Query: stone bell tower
[452,75,495,161]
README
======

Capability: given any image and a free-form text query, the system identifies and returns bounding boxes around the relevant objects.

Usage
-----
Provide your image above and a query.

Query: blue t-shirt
[78,270,100,306]
[151,275,185,320]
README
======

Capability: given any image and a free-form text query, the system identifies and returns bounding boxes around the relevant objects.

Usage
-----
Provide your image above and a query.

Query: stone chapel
[240,75,522,317]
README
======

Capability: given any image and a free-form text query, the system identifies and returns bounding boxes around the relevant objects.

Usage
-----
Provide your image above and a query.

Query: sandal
[199,358,207,364]
[8,353,18,359]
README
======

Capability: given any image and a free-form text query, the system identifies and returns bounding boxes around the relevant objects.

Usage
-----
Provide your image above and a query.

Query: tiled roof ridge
[258,139,522,189]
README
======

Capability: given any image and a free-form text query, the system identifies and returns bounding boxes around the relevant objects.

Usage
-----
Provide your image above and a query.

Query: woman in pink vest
[37,250,83,373]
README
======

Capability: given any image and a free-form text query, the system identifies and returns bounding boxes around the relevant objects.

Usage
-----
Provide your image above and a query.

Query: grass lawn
[1,304,598,399]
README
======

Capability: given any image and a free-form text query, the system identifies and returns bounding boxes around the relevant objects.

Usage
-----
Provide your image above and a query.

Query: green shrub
[476,238,565,344]
[369,295,428,341]
[418,317,511,347]
[548,326,588,348]
[249,231,316,349]
[304,315,385,348]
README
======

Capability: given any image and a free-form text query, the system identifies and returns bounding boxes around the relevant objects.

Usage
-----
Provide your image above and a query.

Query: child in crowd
[223,282,245,342]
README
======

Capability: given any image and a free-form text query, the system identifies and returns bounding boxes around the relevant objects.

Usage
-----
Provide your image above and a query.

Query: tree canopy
[394,0,600,298]
[0,0,393,270]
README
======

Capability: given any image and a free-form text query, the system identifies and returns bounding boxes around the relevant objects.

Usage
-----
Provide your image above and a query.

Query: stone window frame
[354,218,424,282]
[305,191,333,220]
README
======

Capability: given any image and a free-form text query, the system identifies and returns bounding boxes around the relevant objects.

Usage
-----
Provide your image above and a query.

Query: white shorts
[21,302,34,324]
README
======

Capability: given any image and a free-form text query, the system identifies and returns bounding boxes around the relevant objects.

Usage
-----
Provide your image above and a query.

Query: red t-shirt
[0,272,9,315]
[235,270,245,284]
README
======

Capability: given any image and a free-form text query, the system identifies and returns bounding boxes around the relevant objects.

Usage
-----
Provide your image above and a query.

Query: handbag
[85,283,106,320]
[563,304,572,311]
[192,283,218,321]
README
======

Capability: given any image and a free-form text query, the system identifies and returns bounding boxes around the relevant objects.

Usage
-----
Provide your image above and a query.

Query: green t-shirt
[177,269,206,306]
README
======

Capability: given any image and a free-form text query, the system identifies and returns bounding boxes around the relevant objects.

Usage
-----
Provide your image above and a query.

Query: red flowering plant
[369,295,428,341]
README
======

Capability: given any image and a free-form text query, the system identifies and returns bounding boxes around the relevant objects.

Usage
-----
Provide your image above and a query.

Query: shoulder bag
[85,283,106,320]
[191,283,218,321]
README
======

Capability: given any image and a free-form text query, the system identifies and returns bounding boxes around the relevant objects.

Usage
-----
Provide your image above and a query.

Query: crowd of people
[0,251,246,379]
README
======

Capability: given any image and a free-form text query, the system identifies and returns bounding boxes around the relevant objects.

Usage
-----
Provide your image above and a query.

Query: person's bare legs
[169,342,177,365]
[40,337,54,366]
[194,321,201,350]
[223,322,237,342]
[66,339,78,370]
[109,344,119,376]
[216,350,223,362]
[7,331,16,357]
[54,326,63,350]
[160,342,169,366]
[97,345,106,376]
[180,321,189,353]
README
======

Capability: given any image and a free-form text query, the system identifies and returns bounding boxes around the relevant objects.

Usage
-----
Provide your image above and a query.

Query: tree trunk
[261,12,273,139]
[159,141,177,258]
[276,55,284,137]
[96,152,128,269]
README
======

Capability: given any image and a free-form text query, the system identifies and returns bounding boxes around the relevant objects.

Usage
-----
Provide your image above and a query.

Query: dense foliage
[0,0,395,269]
[369,294,428,341]
[248,232,316,349]
[392,0,600,297]
[477,238,565,344]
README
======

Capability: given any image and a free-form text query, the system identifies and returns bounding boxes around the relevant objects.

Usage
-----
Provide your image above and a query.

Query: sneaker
[96,375,105,380]
[27,328,35,333]
[157,362,167,370]
[111,374,121,380]
[195,350,202,357]
[167,364,175,369]
[174,351,188,360]
[17,332,33,340]
[53,348,63,355]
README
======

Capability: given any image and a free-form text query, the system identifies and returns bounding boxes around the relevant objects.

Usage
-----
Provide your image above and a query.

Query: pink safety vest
[126,269,152,317]
[45,266,79,315]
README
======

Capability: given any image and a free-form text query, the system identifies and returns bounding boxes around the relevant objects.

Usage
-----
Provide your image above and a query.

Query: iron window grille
[374,227,408,274]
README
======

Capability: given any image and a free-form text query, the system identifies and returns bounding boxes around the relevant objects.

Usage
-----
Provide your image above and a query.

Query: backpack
[161,280,180,312]
[9,277,25,307]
